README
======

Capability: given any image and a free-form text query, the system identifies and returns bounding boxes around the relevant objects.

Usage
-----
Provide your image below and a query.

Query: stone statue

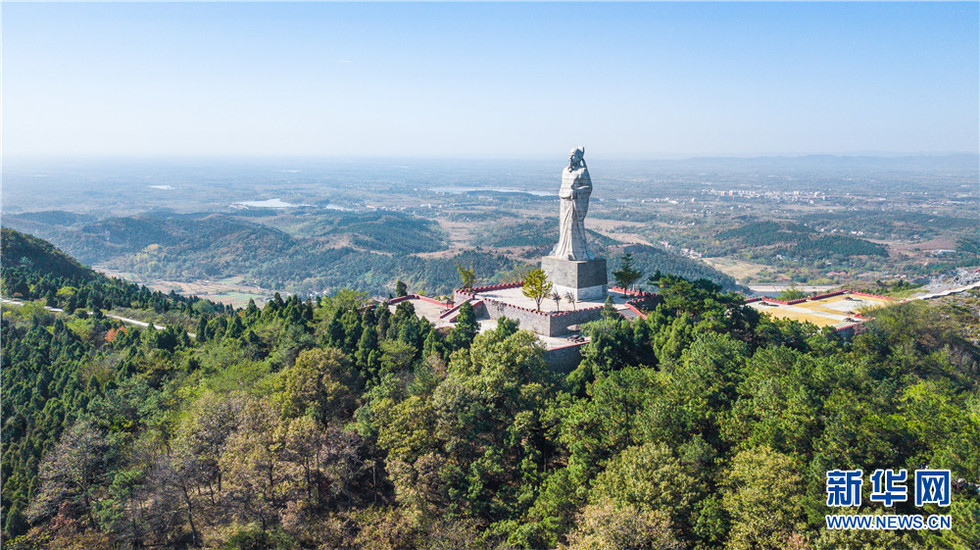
[551,146,594,261]
[541,146,607,303]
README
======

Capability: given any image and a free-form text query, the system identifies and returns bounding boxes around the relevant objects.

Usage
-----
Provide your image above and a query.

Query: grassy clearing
[702,257,770,281]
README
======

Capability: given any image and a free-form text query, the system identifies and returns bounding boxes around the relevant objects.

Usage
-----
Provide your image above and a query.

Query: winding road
[1,298,195,337]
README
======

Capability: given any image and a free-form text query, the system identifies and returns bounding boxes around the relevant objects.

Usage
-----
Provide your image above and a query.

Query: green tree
[559,499,682,550]
[643,332,747,447]
[430,326,551,521]
[722,446,806,550]
[568,318,654,393]
[447,301,479,351]
[396,280,408,297]
[3,504,27,539]
[356,314,381,372]
[612,253,642,291]
[379,339,418,376]
[601,296,619,320]
[456,264,476,291]
[522,268,553,312]
[317,289,370,320]
[557,368,663,488]
[775,285,808,301]
[196,314,211,343]
[278,348,361,423]
[340,308,363,353]
[590,442,703,537]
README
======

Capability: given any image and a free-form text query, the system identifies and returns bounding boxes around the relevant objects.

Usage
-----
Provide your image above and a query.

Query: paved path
[912,281,980,301]
[2,298,195,337]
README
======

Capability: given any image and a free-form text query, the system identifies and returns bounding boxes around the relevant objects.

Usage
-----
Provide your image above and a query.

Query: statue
[541,146,607,304]
[551,146,594,261]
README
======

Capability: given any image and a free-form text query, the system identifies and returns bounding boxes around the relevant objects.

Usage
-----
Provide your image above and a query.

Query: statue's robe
[552,165,593,260]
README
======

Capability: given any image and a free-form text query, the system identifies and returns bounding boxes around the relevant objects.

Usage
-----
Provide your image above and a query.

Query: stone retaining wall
[544,342,586,374]
[453,288,605,336]
[547,306,605,336]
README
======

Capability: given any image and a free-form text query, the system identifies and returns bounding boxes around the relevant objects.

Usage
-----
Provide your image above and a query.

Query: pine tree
[341,309,363,353]
[225,315,244,339]
[613,253,642,291]
[456,264,476,290]
[601,296,618,319]
[447,301,479,350]
[356,316,380,369]
[423,329,444,360]
[196,314,211,342]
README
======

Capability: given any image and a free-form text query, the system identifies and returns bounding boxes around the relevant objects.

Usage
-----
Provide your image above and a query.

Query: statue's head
[568,146,585,169]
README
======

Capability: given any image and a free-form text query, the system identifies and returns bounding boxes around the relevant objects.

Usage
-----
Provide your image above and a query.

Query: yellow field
[750,292,891,329]
[95,268,275,307]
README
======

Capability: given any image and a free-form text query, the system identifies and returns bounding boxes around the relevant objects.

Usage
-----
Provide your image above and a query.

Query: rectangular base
[541,256,608,301]
[553,283,608,302]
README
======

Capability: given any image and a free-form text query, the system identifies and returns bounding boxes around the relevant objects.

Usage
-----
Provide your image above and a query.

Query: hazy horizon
[5,151,979,163]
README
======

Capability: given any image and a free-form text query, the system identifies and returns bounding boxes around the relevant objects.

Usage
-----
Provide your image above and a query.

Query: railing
[439,299,481,320]
[417,295,453,307]
[466,281,526,293]
[625,303,648,319]
[609,286,655,297]
[807,290,847,301]
[482,297,552,317]
[388,294,452,307]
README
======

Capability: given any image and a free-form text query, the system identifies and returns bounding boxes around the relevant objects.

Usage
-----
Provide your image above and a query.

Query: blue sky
[4,2,978,158]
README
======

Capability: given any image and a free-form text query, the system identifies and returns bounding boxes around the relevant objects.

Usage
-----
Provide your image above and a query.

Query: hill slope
[1,228,95,284]
[5,210,743,295]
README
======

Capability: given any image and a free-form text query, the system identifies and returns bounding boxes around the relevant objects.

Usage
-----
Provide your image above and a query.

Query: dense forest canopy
[1,229,979,549]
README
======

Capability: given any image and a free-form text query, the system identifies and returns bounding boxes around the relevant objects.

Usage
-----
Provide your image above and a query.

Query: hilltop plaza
[386,149,658,369]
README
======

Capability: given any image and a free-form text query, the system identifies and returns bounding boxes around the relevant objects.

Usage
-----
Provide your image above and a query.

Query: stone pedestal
[541,256,607,301]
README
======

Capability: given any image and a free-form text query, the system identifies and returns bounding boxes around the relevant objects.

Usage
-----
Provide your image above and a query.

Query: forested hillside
[798,211,978,241]
[712,221,888,260]
[2,233,979,549]
[1,228,230,322]
[1,229,93,283]
[2,211,513,295]
[4,209,743,296]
